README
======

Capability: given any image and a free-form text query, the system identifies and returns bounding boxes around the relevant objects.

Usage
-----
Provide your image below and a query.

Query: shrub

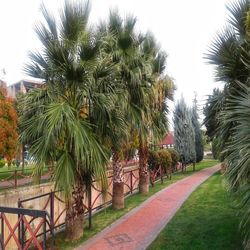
[158,149,172,171]
[148,150,160,171]
[167,149,180,167]
[0,159,6,168]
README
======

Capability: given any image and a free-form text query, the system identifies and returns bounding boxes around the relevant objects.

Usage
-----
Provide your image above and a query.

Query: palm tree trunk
[65,183,85,241]
[112,151,124,209]
[139,138,149,194]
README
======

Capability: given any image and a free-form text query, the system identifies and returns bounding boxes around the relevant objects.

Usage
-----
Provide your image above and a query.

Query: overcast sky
[0,0,229,109]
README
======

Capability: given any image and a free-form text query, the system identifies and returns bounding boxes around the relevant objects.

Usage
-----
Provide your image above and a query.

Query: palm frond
[60,0,90,42]
[226,0,249,38]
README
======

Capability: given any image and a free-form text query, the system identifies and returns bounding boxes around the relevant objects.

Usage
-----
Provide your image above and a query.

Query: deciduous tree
[0,87,18,164]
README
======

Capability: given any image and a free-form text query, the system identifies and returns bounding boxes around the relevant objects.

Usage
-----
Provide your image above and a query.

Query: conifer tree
[173,97,196,167]
[191,97,204,162]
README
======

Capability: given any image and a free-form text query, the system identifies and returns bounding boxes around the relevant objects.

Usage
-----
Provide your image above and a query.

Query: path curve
[76,164,220,250]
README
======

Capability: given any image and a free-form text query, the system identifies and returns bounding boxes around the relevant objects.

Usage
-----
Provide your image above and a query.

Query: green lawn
[148,172,243,250]
[0,165,49,181]
[50,159,218,249]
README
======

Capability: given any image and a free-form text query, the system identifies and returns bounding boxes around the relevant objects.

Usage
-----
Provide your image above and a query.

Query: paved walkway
[76,164,220,250]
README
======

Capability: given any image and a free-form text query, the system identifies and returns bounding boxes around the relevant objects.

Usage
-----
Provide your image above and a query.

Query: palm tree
[205,0,250,247]
[220,82,250,248]
[19,1,110,240]
[138,34,174,193]
[99,17,174,197]
[205,0,250,161]
[96,11,149,206]
[203,88,225,159]
[204,0,250,154]
[89,57,128,209]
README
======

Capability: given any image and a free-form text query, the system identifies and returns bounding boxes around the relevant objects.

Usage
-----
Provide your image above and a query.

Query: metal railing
[0,168,51,190]
[2,162,181,248]
[0,206,54,250]
[17,163,180,233]
[18,167,140,233]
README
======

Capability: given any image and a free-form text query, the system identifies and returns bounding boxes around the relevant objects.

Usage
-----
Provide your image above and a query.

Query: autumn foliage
[0,87,18,163]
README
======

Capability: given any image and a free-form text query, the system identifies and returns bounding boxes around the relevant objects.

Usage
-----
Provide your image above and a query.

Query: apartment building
[7,79,43,98]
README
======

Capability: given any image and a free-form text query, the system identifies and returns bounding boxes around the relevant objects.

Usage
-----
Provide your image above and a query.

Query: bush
[158,149,172,171]
[167,149,180,167]
[148,150,160,171]
[0,159,6,168]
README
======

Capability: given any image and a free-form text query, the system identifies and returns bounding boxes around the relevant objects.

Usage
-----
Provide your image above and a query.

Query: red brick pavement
[76,164,220,250]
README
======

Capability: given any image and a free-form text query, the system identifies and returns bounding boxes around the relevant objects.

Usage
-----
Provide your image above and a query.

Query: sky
[0,0,229,110]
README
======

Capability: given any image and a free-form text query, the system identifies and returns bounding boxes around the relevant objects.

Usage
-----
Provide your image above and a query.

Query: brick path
[76,164,220,250]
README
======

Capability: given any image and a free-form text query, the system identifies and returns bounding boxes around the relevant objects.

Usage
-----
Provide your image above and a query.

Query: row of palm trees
[204,0,250,248]
[18,1,174,240]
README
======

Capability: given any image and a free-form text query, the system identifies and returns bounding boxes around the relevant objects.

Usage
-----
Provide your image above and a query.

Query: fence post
[1,214,4,250]
[50,191,54,232]
[17,199,21,246]
[14,170,17,189]
[43,216,46,250]
[21,217,24,249]
[130,171,133,193]
[88,184,92,229]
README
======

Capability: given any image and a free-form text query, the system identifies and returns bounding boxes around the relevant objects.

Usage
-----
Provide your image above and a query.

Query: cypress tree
[173,97,196,167]
[191,97,204,162]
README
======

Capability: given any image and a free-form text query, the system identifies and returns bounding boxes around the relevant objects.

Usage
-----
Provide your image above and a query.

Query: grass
[0,165,49,181]
[148,172,243,250]
[50,159,218,249]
